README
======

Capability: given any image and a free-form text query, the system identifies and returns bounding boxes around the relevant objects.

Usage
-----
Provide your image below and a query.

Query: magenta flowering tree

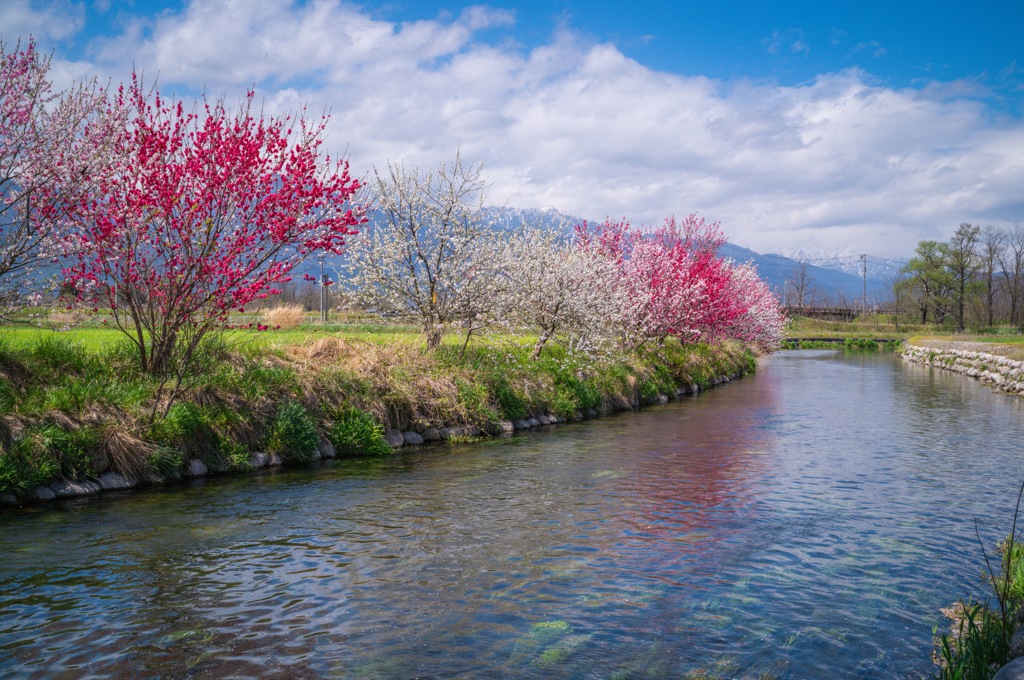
[62,74,364,381]
[0,38,105,317]
[576,214,745,349]
[722,262,786,351]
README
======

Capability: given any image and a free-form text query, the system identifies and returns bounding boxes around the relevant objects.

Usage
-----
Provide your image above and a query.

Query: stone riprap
[901,344,1024,396]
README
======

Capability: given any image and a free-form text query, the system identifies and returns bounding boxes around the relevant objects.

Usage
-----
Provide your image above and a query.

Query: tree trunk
[425,325,443,351]
[530,332,550,360]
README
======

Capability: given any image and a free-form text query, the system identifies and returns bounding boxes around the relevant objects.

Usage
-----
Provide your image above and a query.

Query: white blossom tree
[495,226,624,359]
[0,38,107,317]
[341,152,503,350]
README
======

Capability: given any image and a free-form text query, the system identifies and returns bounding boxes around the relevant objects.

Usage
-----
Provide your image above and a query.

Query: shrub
[456,378,499,425]
[267,402,319,463]
[0,378,16,415]
[933,601,1010,679]
[30,335,88,377]
[328,408,390,456]
[39,424,99,479]
[933,485,1024,678]
[149,445,184,478]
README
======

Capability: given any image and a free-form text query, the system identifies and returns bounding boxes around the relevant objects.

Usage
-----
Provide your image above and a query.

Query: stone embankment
[901,343,1024,396]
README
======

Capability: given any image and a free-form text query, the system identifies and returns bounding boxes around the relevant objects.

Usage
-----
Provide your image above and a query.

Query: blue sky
[3,0,1022,257]
[383,0,1023,108]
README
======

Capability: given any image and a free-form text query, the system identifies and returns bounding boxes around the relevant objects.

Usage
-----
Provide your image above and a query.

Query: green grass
[327,408,390,456]
[0,324,758,498]
[932,487,1024,679]
[267,402,320,464]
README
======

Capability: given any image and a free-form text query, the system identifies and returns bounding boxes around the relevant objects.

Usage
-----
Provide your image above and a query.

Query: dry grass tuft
[100,424,154,481]
[47,309,87,327]
[288,336,481,429]
[262,304,307,329]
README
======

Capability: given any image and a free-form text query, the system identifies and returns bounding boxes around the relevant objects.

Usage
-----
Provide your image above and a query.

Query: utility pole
[861,254,868,315]
[319,255,327,323]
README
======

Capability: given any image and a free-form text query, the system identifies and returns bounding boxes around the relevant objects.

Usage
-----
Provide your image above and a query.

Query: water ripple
[2,351,1023,677]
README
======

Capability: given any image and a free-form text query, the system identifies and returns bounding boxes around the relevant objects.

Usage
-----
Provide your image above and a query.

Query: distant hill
[718,244,895,305]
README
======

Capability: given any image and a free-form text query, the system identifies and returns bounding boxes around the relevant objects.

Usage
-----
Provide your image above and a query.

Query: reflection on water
[2,350,1024,678]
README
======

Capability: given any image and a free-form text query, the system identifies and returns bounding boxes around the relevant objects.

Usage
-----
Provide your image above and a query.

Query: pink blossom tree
[62,74,363,383]
[576,214,744,349]
[721,262,786,351]
[0,38,105,317]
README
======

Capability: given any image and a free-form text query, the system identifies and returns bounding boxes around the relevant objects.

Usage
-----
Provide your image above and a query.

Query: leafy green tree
[898,240,953,325]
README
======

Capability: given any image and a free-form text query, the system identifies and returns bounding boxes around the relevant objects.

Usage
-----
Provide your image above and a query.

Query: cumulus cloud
[17,0,1024,257]
[0,0,84,42]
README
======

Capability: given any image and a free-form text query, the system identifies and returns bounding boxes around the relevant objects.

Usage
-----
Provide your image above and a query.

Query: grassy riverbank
[784,315,1024,352]
[0,325,756,500]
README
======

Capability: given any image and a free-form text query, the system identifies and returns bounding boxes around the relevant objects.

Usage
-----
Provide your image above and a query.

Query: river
[2,350,1024,678]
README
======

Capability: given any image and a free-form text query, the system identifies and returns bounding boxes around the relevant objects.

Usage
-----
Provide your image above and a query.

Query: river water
[2,350,1024,679]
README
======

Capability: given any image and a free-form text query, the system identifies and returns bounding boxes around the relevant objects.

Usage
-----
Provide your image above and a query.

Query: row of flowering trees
[2,36,783,388]
[343,156,786,357]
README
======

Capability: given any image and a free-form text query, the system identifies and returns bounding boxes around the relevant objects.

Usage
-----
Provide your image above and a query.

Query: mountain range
[315,206,904,306]
[489,207,903,306]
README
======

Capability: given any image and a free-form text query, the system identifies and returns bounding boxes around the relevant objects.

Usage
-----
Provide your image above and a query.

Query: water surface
[2,350,1023,678]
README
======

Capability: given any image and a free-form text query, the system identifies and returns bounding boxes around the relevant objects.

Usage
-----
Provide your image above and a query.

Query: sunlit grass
[0,317,757,497]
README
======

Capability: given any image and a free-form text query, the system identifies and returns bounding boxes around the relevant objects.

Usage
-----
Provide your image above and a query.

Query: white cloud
[14,0,1024,257]
[765,29,809,56]
[0,0,84,42]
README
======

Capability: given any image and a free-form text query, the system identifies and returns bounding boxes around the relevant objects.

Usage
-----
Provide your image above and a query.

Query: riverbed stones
[439,426,462,440]
[420,427,441,442]
[1010,626,1024,660]
[513,419,531,430]
[490,420,514,434]
[186,459,209,478]
[537,415,551,426]
[50,479,101,497]
[318,438,336,459]
[0,492,16,506]
[99,471,136,490]
[385,429,405,448]
[31,486,55,501]
[0,415,25,444]
[994,657,1024,680]
[248,452,268,468]
[402,431,424,446]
